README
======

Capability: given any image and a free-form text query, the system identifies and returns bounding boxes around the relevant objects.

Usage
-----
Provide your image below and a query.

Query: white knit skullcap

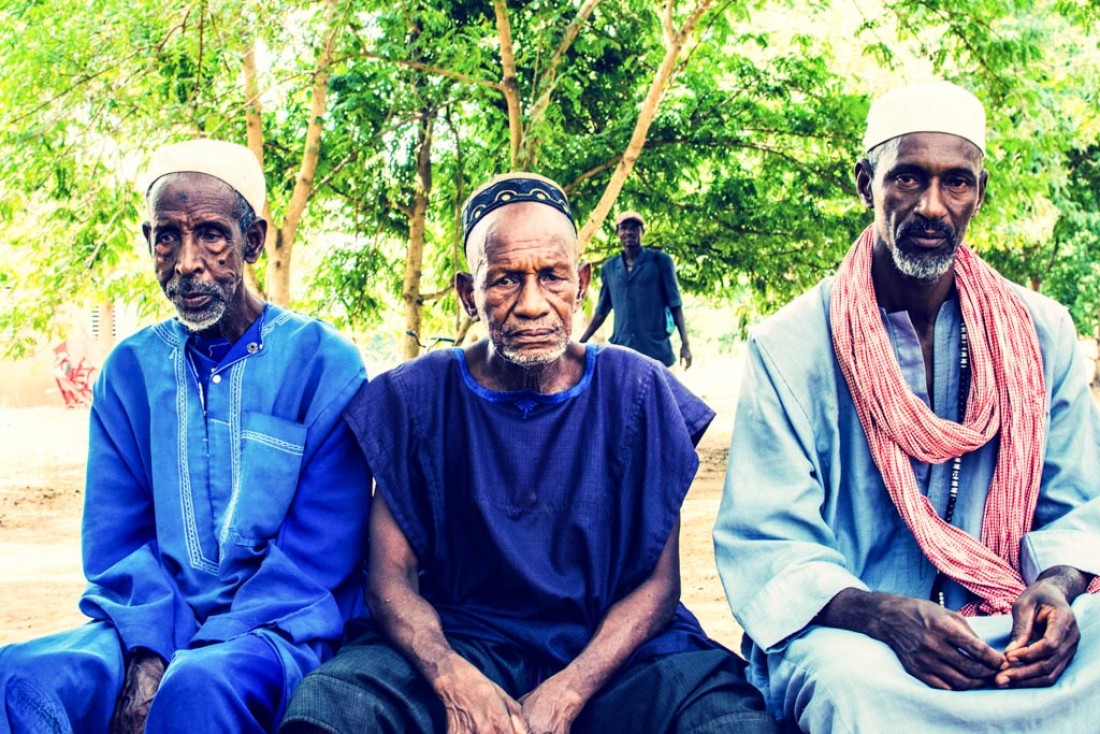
[144,139,266,215]
[863,81,986,154]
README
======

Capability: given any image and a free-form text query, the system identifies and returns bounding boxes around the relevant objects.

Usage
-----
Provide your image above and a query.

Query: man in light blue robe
[0,139,370,733]
[714,81,1100,733]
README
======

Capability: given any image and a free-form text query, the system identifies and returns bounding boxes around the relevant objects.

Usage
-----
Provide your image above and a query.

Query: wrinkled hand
[996,574,1081,689]
[679,344,692,370]
[434,657,530,734]
[109,650,166,734]
[870,596,1003,690]
[519,675,585,734]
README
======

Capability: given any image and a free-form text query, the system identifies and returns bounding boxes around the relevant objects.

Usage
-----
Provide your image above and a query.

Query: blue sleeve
[191,371,371,654]
[79,370,196,660]
[595,263,613,317]
[345,367,434,563]
[659,253,683,309]
[1021,309,1100,582]
[713,336,868,652]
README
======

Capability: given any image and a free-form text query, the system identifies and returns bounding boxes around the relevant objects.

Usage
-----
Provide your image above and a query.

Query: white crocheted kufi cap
[143,139,266,216]
[863,80,986,154]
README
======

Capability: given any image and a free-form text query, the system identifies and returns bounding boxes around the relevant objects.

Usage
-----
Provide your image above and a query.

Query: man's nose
[514,276,551,318]
[176,235,204,275]
[916,182,949,220]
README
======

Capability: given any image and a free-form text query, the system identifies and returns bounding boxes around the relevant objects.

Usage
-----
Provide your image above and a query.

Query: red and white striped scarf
[831,225,1099,615]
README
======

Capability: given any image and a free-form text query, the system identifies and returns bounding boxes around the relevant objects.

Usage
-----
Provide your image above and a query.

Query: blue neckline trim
[452,344,598,409]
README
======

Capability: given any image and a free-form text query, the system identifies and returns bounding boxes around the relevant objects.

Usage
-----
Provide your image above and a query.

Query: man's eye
[946,177,971,190]
[895,174,919,187]
[493,276,516,287]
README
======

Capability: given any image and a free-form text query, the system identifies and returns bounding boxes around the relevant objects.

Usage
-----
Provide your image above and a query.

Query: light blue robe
[0,305,370,733]
[714,279,1100,733]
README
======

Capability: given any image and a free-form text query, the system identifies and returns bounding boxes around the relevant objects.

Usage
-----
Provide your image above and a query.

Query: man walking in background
[580,211,692,369]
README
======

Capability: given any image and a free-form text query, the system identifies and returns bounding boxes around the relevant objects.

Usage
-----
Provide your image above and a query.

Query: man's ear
[142,222,153,255]
[454,271,479,320]
[975,168,989,214]
[854,159,875,210]
[243,219,267,263]
[576,262,592,305]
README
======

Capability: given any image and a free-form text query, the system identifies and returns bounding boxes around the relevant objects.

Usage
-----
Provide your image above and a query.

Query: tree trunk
[576,0,714,252]
[518,0,602,168]
[493,0,524,168]
[1094,324,1100,388]
[402,113,435,360]
[241,41,266,296]
[445,106,466,335]
[267,0,341,306]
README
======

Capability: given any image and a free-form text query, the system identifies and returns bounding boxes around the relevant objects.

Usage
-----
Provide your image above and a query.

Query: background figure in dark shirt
[580,211,692,369]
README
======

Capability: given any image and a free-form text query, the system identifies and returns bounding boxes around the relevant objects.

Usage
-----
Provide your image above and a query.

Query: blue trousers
[281,622,777,733]
[0,622,288,733]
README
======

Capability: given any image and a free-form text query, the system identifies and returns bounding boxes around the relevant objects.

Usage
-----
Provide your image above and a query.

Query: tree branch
[493,0,524,167]
[520,0,603,166]
[10,13,191,126]
[268,0,342,305]
[356,49,504,91]
[453,315,477,346]
[577,0,715,252]
[419,287,452,303]
[563,154,622,194]
[241,39,266,295]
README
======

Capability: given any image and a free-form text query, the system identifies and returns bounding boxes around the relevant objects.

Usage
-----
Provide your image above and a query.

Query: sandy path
[0,407,743,650]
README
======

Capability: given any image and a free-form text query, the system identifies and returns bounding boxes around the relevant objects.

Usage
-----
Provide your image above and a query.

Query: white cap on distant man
[144,139,266,216]
[863,80,986,155]
[616,211,645,229]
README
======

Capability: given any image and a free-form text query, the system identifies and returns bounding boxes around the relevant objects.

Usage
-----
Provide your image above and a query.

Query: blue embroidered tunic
[345,344,715,673]
[78,304,370,667]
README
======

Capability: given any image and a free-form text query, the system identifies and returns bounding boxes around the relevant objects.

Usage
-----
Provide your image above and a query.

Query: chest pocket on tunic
[223,410,308,548]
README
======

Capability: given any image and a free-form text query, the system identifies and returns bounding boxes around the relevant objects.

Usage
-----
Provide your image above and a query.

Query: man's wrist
[539,667,592,714]
[815,587,883,638]
[424,650,476,697]
[1035,565,1092,602]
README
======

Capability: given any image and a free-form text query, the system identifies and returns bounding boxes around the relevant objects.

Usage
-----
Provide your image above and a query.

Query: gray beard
[165,274,240,333]
[175,300,228,332]
[891,241,957,280]
[501,336,569,368]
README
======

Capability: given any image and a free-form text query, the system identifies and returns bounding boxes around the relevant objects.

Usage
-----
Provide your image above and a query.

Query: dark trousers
[281,622,777,734]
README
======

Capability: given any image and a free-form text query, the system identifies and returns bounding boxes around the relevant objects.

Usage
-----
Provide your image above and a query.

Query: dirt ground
[0,406,744,650]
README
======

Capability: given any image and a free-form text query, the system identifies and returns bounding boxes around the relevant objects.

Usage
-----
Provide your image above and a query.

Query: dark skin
[371,202,682,734]
[578,218,692,369]
[143,172,266,343]
[817,132,1092,691]
[112,173,265,734]
[455,202,592,393]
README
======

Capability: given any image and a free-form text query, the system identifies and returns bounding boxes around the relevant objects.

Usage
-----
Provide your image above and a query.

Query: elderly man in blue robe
[714,81,1100,733]
[0,139,370,733]
[279,173,777,734]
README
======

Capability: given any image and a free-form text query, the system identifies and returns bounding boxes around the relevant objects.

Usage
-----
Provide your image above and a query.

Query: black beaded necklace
[933,321,970,607]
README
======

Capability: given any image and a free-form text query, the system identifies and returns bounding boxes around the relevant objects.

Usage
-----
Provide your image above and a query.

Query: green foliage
[3,0,1100,357]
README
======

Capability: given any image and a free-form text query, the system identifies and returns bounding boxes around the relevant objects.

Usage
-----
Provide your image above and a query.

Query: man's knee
[282,637,438,733]
[147,636,284,733]
[0,624,125,733]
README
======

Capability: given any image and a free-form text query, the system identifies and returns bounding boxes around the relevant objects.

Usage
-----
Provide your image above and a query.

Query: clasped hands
[433,655,585,734]
[872,569,1085,691]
